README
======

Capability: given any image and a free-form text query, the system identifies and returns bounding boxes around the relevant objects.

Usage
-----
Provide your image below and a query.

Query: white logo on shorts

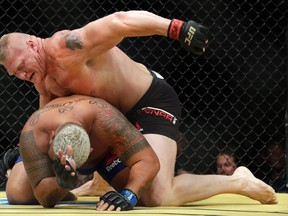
[106,158,121,172]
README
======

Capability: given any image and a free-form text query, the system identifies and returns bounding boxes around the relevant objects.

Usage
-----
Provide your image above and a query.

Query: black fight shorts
[77,71,182,182]
[125,71,181,141]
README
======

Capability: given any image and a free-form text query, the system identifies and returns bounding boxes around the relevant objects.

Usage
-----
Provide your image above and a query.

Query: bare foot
[232,166,278,204]
[71,172,114,196]
[71,179,95,196]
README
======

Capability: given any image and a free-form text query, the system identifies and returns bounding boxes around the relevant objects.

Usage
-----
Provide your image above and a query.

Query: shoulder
[23,109,48,131]
[45,30,72,54]
[20,111,50,150]
[49,29,83,48]
[50,30,71,41]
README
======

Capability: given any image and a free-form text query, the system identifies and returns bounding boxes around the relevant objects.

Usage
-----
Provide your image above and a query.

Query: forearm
[117,11,210,55]
[84,10,171,41]
[82,10,208,57]
[124,160,160,199]
[97,161,159,211]
[125,165,157,199]
[117,136,160,199]
[111,10,171,37]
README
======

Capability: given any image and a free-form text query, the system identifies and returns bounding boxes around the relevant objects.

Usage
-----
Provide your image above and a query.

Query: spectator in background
[216,149,238,176]
[176,141,239,176]
[265,142,287,192]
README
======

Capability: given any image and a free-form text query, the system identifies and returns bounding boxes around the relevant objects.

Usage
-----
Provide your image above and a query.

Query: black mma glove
[168,19,209,55]
[52,158,78,189]
[99,189,138,211]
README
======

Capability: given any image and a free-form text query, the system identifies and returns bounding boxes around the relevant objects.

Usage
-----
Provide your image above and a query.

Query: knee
[6,180,37,205]
[141,195,165,207]
[5,162,38,205]
[7,194,35,205]
[140,186,169,207]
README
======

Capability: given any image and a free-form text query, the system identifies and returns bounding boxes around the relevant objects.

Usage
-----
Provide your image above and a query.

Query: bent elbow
[42,204,56,208]
[40,201,56,208]
[38,197,57,208]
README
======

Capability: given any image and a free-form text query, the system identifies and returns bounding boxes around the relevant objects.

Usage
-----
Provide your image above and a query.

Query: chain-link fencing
[0,0,287,192]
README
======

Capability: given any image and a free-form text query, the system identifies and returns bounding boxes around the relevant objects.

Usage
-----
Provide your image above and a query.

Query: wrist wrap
[56,177,73,189]
[52,158,77,190]
[120,189,138,207]
[168,19,184,40]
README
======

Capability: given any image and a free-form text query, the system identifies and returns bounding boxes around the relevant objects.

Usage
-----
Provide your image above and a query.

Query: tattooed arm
[91,98,160,199]
[19,129,76,208]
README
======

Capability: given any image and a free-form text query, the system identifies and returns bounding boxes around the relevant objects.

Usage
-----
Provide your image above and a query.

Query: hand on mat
[52,145,78,189]
[96,190,137,211]
[96,198,121,211]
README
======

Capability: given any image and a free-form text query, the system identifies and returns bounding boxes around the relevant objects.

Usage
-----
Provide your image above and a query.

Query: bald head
[0,33,31,64]
[0,34,9,64]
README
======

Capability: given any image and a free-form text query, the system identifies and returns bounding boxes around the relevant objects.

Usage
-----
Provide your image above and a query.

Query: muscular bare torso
[42,30,153,113]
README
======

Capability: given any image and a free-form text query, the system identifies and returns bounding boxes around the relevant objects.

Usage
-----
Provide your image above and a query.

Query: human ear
[26,40,38,51]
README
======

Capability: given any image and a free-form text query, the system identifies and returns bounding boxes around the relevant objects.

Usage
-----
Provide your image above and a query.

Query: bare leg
[71,171,114,196]
[140,134,277,206]
[6,162,38,204]
[169,166,277,205]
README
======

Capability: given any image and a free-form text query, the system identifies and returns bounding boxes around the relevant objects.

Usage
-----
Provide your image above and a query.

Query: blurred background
[0,0,287,192]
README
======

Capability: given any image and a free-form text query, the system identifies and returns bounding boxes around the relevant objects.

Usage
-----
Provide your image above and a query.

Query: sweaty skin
[3,11,171,109]
[19,95,159,208]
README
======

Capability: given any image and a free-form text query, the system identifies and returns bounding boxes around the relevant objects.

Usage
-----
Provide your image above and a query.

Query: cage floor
[0,192,287,216]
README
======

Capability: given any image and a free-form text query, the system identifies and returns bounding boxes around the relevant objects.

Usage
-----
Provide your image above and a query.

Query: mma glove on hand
[168,19,209,55]
[99,189,138,211]
[52,158,78,189]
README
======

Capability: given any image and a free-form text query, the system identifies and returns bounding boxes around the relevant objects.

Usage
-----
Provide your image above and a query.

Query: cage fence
[0,0,287,192]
